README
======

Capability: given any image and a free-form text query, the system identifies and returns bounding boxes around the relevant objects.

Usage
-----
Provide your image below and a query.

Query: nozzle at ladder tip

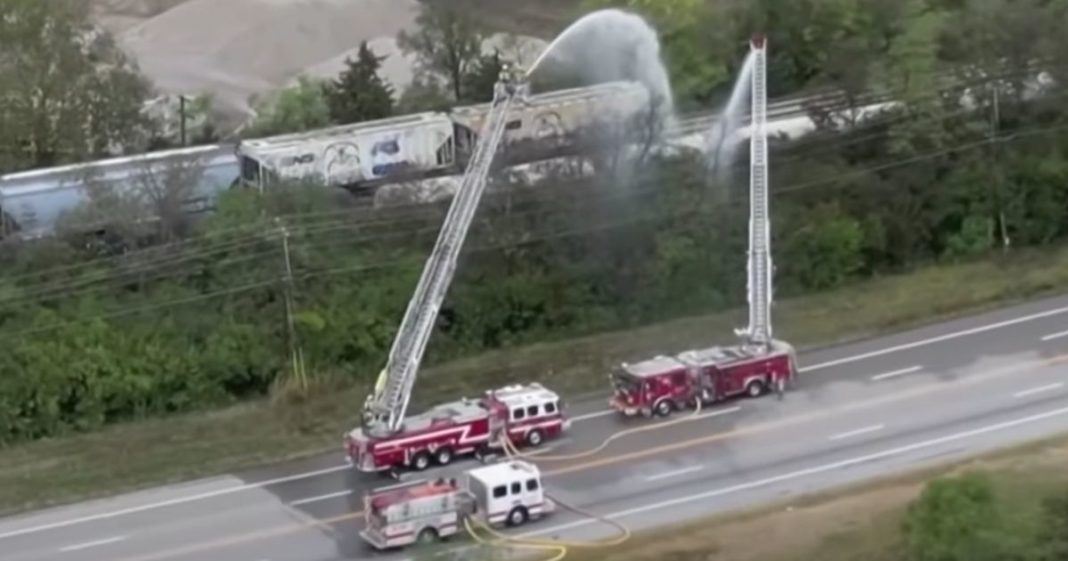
[750,33,767,49]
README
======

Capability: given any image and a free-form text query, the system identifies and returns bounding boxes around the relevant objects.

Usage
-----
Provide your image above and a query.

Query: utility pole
[277,218,307,392]
[179,95,188,146]
[990,84,1010,251]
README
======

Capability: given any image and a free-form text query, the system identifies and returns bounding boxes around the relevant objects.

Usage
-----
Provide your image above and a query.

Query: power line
[4,65,1064,302]
[3,118,1066,337]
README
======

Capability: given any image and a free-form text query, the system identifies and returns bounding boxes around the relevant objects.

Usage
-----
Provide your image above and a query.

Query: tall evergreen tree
[323,41,395,124]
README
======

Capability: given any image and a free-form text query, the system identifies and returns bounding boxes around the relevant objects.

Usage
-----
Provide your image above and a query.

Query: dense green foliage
[3,0,1068,445]
[0,0,152,174]
[322,41,396,125]
[903,473,1068,561]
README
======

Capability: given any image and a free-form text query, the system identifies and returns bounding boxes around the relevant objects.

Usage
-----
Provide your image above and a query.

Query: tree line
[2,0,1068,443]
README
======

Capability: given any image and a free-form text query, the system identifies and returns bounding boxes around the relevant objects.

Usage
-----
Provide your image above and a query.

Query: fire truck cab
[345,383,569,474]
[360,460,553,550]
[609,340,798,417]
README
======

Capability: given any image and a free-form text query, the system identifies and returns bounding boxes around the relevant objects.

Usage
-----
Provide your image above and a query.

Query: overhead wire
[4,75,1051,298]
[2,117,1067,335]
[3,64,1066,313]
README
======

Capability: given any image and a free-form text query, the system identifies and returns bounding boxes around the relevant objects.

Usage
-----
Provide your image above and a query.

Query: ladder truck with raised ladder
[345,65,571,474]
[607,35,798,419]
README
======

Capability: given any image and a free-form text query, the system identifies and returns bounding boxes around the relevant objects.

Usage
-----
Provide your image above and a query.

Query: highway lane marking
[0,464,350,541]
[829,424,885,441]
[543,353,1068,477]
[644,465,705,482]
[514,404,1068,543]
[99,353,1068,561]
[871,366,923,381]
[6,304,1067,544]
[1041,329,1068,342]
[288,490,353,507]
[58,536,126,552]
[799,302,1068,372]
[1013,382,1065,398]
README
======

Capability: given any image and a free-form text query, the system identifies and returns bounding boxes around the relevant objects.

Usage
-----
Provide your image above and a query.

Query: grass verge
[563,429,1068,561]
[3,246,1068,516]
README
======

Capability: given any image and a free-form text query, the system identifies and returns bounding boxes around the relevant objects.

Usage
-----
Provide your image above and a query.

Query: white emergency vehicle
[359,460,553,550]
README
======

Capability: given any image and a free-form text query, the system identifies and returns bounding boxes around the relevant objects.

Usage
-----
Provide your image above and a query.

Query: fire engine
[608,36,799,418]
[609,342,797,417]
[360,459,554,550]
[346,383,570,473]
[344,66,572,475]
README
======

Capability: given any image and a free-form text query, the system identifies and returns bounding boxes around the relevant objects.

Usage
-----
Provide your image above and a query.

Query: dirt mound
[118,0,418,118]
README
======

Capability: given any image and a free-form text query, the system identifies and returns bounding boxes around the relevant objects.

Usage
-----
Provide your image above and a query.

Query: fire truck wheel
[746,380,766,398]
[416,528,439,545]
[434,447,454,466]
[526,429,544,447]
[411,451,431,471]
[507,506,529,527]
[655,399,673,417]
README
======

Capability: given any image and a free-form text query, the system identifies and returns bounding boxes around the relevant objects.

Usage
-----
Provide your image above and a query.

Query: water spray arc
[736,34,773,350]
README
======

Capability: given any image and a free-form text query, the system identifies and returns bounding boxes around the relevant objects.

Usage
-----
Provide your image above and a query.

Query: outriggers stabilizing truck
[345,65,571,475]
[610,35,798,417]
[360,459,553,550]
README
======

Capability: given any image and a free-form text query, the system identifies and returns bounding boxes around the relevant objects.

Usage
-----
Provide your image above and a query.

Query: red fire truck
[608,341,798,417]
[360,460,554,550]
[346,383,570,473]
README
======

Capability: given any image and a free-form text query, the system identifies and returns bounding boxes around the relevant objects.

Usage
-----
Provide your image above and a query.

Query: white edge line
[58,536,126,552]
[414,404,1068,561]
[799,303,1068,372]
[829,424,885,441]
[8,303,1068,541]
[288,490,353,507]
[871,365,923,381]
[519,404,1068,540]
[644,465,705,482]
[1013,382,1065,398]
[0,464,350,540]
[1041,329,1068,342]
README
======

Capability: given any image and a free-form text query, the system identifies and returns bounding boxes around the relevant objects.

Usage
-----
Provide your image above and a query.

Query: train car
[449,80,652,165]
[236,112,456,194]
[0,145,238,240]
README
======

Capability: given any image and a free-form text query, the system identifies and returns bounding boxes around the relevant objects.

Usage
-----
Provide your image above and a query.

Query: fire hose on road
[458,400,711,559]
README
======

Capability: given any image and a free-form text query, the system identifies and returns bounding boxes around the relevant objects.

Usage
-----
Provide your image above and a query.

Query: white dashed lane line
[1013,382,1064,398]
[871,365,923,382]
[829,424,885,441]
[58,536,126,553]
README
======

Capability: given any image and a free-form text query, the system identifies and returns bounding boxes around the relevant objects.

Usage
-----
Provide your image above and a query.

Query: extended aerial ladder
[361,65,530,438]
[735,34,773,351]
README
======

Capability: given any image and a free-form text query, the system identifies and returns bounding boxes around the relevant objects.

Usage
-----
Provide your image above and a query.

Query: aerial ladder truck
[607,35,798,418]
[345,64,571,474]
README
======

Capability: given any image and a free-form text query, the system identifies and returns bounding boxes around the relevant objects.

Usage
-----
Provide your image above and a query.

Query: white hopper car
[236,80,652,193]
[0,80,652,239]
[0,145,237,240]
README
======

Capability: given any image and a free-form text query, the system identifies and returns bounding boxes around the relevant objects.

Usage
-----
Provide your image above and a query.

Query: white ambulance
[359,460,554,550]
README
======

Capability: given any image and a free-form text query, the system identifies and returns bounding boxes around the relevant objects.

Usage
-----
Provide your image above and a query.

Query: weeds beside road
[2,246,1068,516]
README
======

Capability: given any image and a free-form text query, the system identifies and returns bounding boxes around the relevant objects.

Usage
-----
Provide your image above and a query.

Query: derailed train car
[0,80,653,239]
[0,145,238,241]
[235,80,652,193]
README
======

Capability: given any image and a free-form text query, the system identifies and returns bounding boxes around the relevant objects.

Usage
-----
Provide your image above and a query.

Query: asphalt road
[4,294,1068,561]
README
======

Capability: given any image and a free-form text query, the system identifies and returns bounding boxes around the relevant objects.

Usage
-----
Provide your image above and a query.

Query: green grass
[565,434,1068,561]
[3,246,1068,516]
